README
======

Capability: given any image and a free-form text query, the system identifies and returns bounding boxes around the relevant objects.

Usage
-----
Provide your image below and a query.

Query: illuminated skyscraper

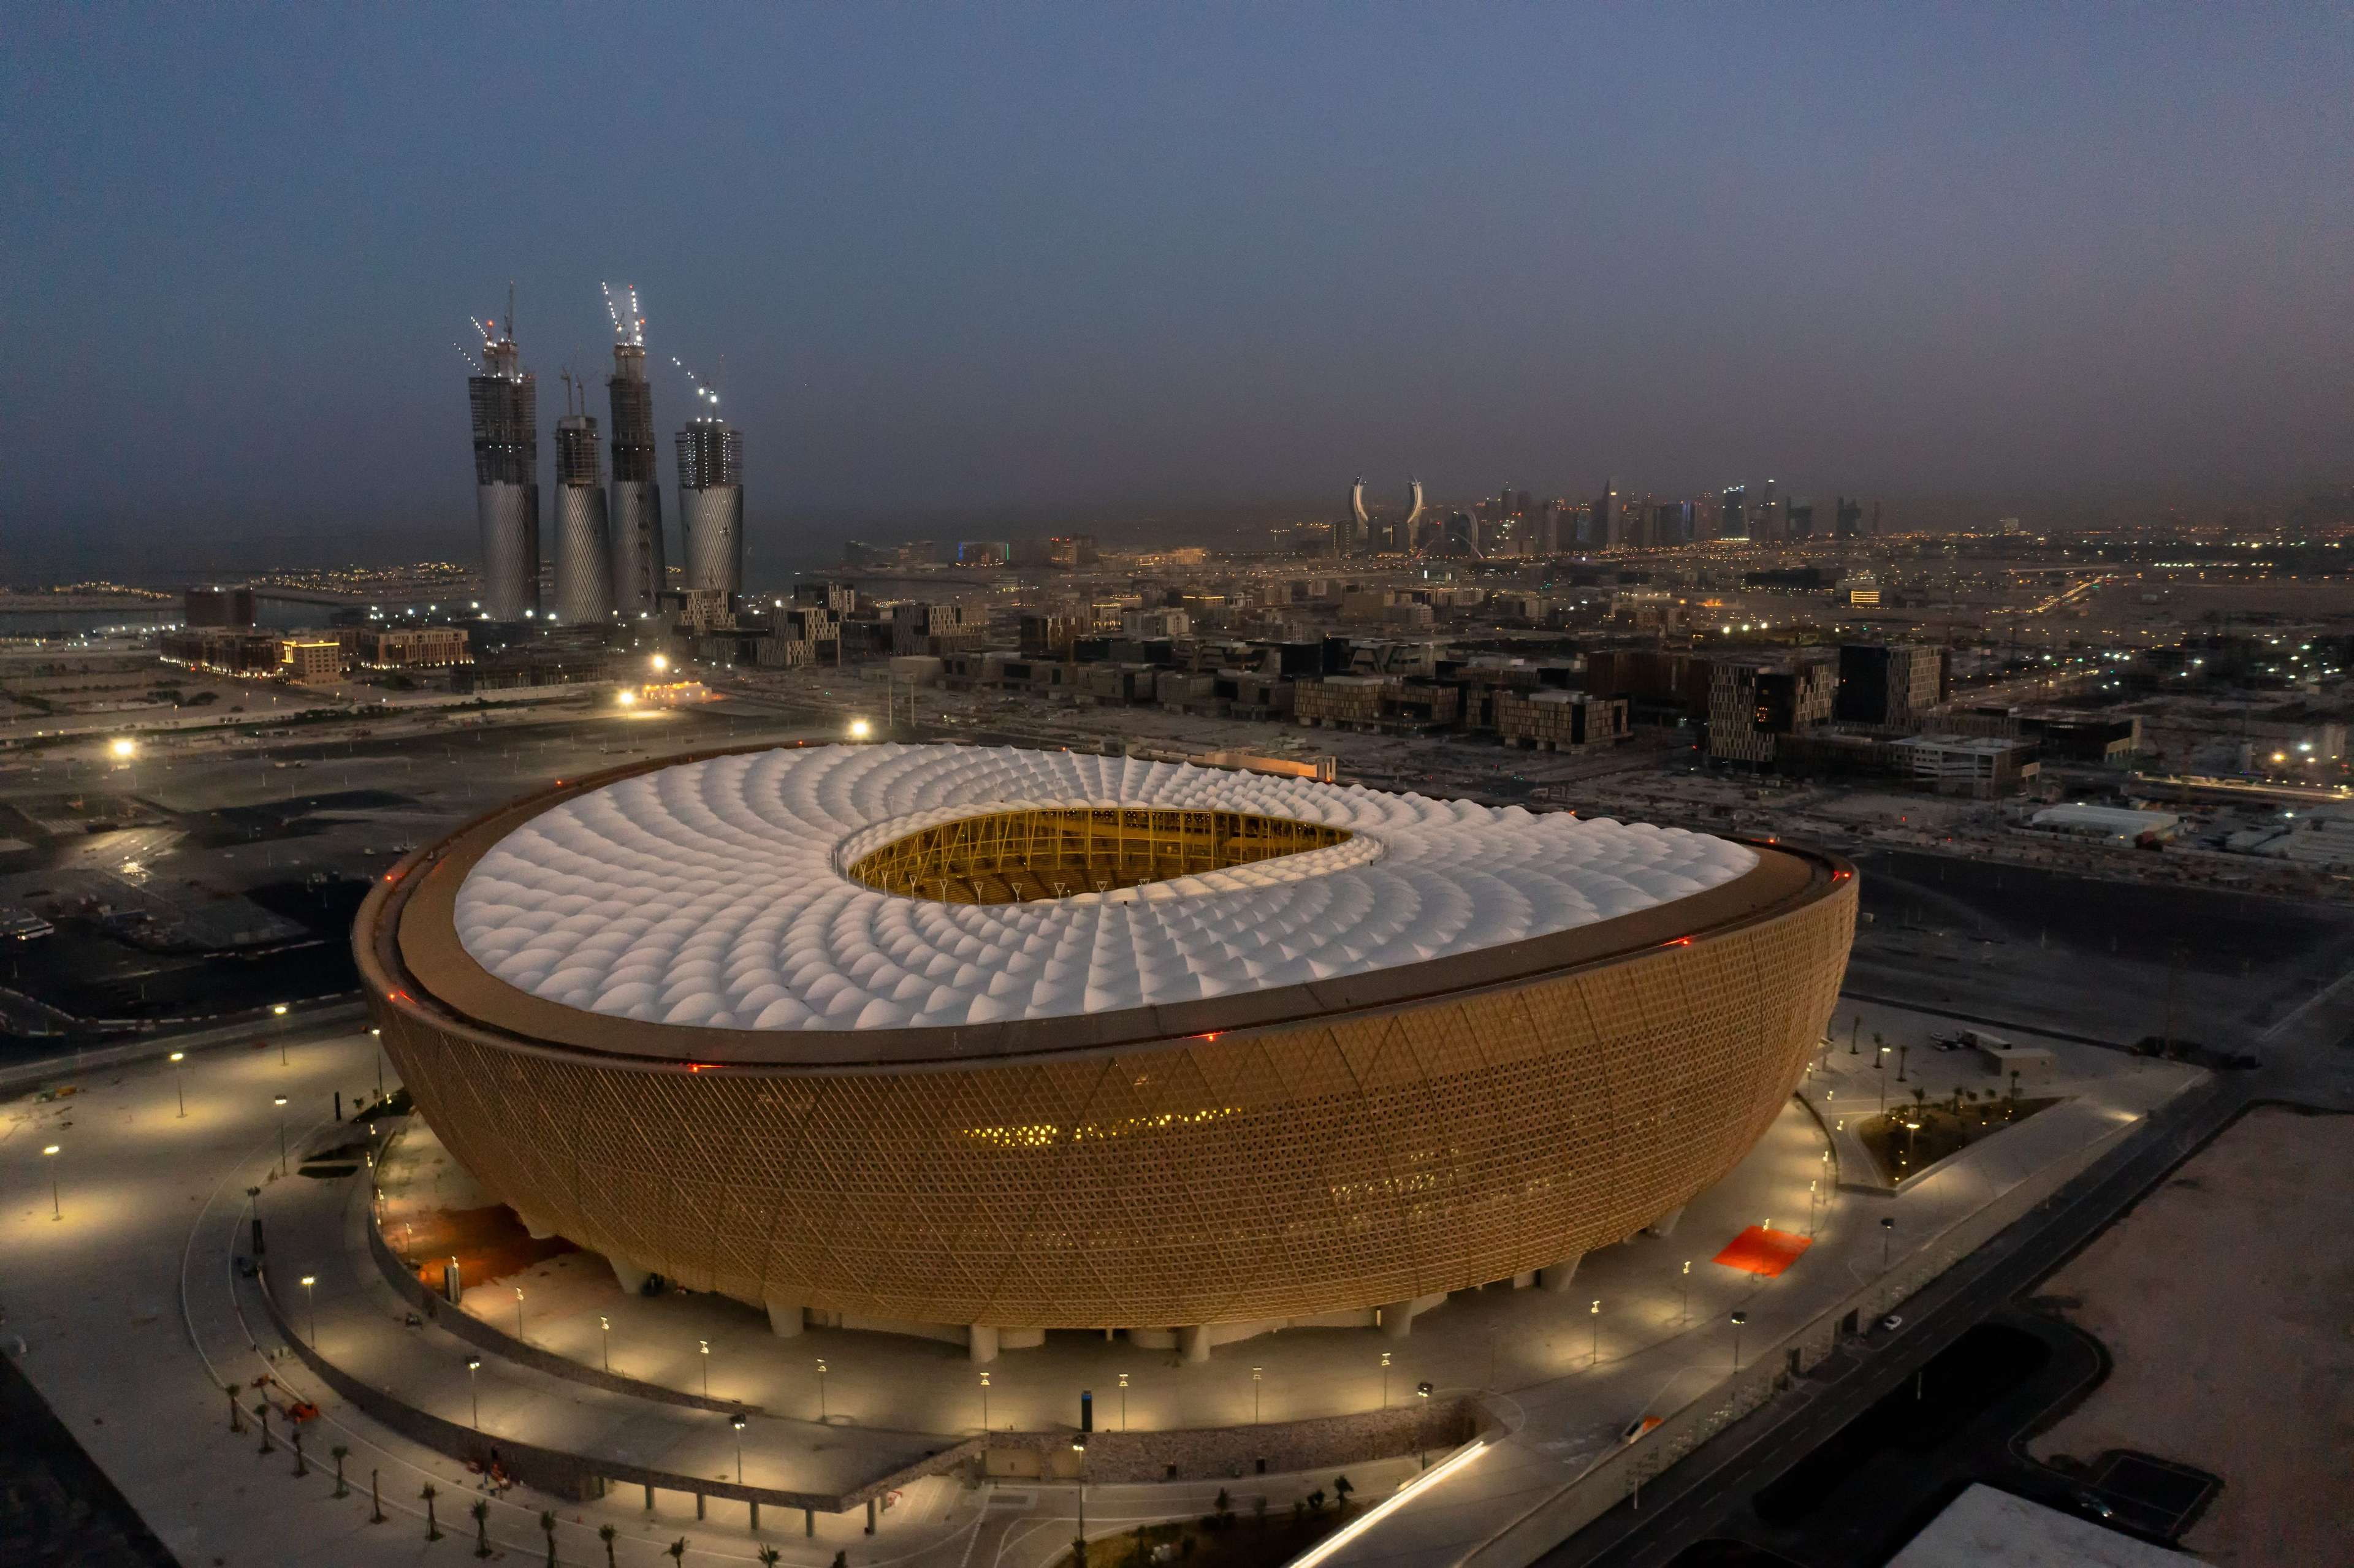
[677,417,744,596]
[552,389,614,623]
[609,341,666,615]
[467,311,539,620]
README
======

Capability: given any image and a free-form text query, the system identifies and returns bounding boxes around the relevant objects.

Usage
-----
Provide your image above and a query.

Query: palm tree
[330,1443,350,1499]
[254,1401,273,1455]
[1333,1475,1355,1513]
[422,1483,442,1542]
[759,1549,782,1567]
[473,1496,492,1558]
[540,1508,558,1567]
[599,1523,619,1567]
[226,1382,245,1434]
[665,1539,688,1564]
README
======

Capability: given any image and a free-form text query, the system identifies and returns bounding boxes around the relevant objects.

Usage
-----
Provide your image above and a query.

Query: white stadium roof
[452,745,1757,1032]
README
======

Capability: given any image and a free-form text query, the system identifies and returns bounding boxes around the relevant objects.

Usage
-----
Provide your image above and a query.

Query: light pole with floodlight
[979,1370,990,1433]
[170,1051,186,1117]
[273,1095,289,1175]
[1251,1364,1262,1423]
[1730,1310,1747,1371]
[815,1357,828,1421]
[1117,1372,1127,1431]
[42,1144,60,1220]
[732,1414,747,1483]
[300,1275,317,1342]
[599,1315,610,1372]
[699,1339,710,1398]
[466,1358,481,1428]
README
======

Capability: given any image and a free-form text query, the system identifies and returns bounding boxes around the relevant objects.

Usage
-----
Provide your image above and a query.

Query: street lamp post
[42,1144,60,1220]
[815,1357,828,1422]
[1730,1310,1747,1372]
[1590,1299,1602,1364]
[512,1286,524,1339]
[1117,1372,1128,1431]
[1415,1382,1433,1467]
[273,1003,289,1065]
[170,1051,186,1117]
[273,1095,289,1175]
[979,1371,990,1433]
[599,1315,611,1372]
[1072,1434,1088,1566]
[699,1339,711,1398]
[466,1358,481,1428]
[300,1275,317,1343]
[1880,1215,1895,1269]
[1680,1261,1691,1325]
[1252,1364,1262,1423]
[732,1414,747,1484]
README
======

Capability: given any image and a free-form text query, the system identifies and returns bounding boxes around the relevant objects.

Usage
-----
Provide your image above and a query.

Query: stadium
[357,743,1855,1359]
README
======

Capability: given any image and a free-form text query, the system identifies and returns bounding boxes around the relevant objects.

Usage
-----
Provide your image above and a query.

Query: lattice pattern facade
[362,785,1853,1330]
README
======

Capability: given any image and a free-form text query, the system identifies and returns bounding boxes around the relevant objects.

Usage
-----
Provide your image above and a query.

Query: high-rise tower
[606,292,666,615]
[552,376,614,624]
[467,300,539,620]
[677,417,744,596]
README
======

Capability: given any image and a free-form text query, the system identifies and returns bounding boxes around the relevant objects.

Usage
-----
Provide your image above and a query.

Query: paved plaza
[0,1013,2200,1567]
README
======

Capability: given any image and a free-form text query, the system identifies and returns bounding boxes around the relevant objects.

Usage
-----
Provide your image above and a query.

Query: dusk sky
[6,6,2350,576]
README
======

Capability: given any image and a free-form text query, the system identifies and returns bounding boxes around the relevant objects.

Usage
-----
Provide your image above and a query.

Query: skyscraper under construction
[552,379,614,623]
[608,334,666,616]
[468,315,539,620]
[677,416,744,596]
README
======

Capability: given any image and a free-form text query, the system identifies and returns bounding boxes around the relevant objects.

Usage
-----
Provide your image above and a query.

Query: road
[1537,952,2354,1568]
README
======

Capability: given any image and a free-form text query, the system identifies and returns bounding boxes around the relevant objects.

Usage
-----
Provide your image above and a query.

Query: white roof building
[454,744,1758,1033]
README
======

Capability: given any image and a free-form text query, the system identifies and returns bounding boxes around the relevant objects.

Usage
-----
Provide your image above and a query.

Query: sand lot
[2030,1104,2354,1566]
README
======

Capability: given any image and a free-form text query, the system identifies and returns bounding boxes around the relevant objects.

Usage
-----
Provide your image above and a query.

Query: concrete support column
[749,1502,760,1531]
[695,1493,706,1520]
[516,1210,557,1241]
[866,1498,877,1534]
[764,1298,804,1338]
[1178,1325,1211,1364]
[805,1509,815,1536]
[969,1325,999,1364]
[1539,1254,1582,1293]
[1510,1271,1536,1290]
[1644,1206,1685,1239]
[1377,1300,1415,1339]
[610,1257,650,1296]
[998,1327,1045,1351]
[644,1484,655,1510]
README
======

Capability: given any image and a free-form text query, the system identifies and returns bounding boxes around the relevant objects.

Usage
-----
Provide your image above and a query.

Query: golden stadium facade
[357,743,1854,1352]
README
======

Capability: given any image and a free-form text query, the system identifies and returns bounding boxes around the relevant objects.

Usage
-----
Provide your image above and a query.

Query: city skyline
[5,7,2350,579]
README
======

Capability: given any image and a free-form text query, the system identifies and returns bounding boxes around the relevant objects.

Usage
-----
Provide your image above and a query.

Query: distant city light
[109,737,138,759]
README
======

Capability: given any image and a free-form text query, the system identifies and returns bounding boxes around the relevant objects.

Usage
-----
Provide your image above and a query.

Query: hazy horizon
[6,6,2350,581]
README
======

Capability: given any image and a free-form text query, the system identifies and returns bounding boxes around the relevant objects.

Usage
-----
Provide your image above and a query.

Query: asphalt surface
[1535,1069,2250,1568]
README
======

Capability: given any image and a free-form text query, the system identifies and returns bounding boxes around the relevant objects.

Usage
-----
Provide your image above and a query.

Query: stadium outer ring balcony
[355,744,1856,1364]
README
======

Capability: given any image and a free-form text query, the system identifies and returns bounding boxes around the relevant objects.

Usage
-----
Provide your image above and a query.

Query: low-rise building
[279,637,346,682]
[1494,689,1631,752]
[360,627,470,669]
